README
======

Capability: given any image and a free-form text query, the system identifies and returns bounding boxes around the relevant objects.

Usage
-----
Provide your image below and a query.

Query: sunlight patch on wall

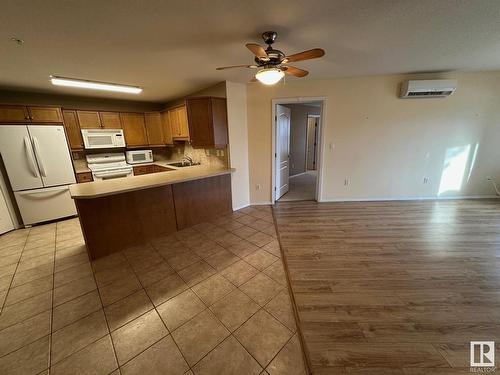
[438,145,471,196]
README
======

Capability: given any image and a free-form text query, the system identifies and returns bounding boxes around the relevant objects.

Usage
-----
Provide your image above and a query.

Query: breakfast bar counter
[70,166,235,259]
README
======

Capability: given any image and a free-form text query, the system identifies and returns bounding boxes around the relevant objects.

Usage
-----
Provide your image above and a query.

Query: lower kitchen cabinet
[76,172,93,183]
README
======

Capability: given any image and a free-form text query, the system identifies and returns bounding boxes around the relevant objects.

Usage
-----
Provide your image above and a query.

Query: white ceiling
[1,0,500,102]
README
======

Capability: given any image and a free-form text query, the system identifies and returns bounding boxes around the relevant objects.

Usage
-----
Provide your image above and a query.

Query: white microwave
[126,150,153,164]
[81,129,125,149]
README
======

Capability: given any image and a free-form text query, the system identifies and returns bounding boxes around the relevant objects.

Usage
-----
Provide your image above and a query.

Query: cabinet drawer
[76,172,93,183]
[133,165,155,175]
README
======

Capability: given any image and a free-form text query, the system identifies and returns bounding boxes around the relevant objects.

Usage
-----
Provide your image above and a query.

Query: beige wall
[283,103,321,176]
[247,72,500,203]
[226,81,250,210]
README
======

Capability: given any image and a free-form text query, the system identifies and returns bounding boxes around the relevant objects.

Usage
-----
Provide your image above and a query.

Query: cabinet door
[28,106,63,123]
[62,110,84,150]
[161,111,173,145]
[145,113,164,146]
[186,97,213,147]
[120,113,147,147]
[0,105,30,123]
[169,109,180,137]
[77,111,101,129]
[99,112,122,129]
[177,106,190,138]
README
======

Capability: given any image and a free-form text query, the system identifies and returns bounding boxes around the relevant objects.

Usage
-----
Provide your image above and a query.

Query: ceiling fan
[216,31,325,85]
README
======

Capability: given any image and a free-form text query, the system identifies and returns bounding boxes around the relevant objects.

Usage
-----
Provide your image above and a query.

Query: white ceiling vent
[400,79,457,98]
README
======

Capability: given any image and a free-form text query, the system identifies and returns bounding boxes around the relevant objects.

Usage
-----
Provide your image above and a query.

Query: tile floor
[0,205,307,375]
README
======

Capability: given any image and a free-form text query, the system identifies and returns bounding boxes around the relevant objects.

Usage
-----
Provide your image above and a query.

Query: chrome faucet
[181,155,194,165]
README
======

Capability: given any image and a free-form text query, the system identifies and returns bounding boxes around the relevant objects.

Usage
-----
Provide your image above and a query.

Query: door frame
[306,114,321,171]
[271,97,326,204]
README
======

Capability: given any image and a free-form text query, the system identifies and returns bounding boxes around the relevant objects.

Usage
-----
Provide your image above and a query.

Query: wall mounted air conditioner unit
[400,79,457,98]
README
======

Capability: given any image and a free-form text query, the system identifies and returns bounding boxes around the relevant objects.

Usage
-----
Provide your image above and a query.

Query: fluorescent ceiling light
[255,68,284,85]
[50,76,142,94]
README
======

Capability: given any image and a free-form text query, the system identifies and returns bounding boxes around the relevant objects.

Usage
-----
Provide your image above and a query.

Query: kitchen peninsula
[70,166,234,259]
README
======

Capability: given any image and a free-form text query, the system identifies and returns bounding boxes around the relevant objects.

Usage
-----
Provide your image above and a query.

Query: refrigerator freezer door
[0,187,15,234]
[14,185,76,226]
[0,125,44,191]
[28,125,76,187]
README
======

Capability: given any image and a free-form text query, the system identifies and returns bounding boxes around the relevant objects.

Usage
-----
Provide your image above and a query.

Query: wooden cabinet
[0,105,62,123]
[161,111,173,145]
[62,110,84,150]
[28,106,63,123]
[144,113,164,146]
[186,97,228,148]
[77,111,101,129]
[169,105,190,140]
[133,165,155,175]
[120,113,148,147]
[99,112,122,129]
[0,105,30,123]
[76,172,93,183]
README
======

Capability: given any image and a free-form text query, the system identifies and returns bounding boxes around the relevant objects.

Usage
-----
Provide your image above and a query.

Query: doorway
[272,99,324,203]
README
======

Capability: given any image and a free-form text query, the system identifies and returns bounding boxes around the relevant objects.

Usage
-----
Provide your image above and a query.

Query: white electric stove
[86,153,133,181]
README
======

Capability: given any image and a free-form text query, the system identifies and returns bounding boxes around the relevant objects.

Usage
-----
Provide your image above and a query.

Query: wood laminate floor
[273,199,500,374]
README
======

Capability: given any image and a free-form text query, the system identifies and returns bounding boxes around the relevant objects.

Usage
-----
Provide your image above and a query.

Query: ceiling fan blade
[285,48,325,63]
[283,66,309,77]
[216,64,257,70]
[246,43,268,59]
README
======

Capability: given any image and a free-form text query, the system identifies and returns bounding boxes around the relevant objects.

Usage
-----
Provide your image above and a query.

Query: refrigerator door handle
[16,186,69,197]
[32,137,47,177]
[24,137,39,178]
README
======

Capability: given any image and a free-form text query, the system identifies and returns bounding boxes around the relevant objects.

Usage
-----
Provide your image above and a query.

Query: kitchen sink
[167,162,200,168]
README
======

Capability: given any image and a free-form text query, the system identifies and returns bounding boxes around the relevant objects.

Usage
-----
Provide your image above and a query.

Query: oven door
[92,168,133,181]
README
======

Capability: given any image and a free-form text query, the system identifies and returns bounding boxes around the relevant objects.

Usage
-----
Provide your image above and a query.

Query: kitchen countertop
[69,165,235,199]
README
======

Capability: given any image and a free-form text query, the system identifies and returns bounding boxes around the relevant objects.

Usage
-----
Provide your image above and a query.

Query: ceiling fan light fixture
[255,68,284,85]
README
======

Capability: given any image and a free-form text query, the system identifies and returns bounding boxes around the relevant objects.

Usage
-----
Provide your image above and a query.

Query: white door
[306,117,318,170]
[28,125,76,187]
[0,187,14,234]
[0,125,44,191]
[275,105,291,200]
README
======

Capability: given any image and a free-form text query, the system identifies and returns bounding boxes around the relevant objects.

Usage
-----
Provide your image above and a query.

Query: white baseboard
[318,195,500,203]
[233,203,250,211]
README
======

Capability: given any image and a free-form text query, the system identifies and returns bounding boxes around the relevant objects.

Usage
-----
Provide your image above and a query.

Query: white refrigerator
[0,125,77,226]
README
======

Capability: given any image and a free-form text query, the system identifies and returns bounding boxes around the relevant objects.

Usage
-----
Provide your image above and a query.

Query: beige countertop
[69,165,235,199]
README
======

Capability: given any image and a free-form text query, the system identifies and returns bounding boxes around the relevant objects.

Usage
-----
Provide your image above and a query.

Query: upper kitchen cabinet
[27,106,63,123]
[144,112,164,146]
[77,111,101,129]
[0,105,63,123]
[161,111,173,146]
[62,110,84,150]
[169,105,190,140]
[99,112,122,129]
[120,112,148,147]
[185,97,228,148]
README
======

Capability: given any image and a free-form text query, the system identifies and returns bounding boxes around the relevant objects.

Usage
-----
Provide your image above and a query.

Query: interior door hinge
[274,186,276,191]
[274,152,277,158]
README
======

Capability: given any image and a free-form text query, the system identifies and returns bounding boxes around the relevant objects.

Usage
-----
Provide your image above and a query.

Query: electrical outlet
[344,179,349,186]
[220,150,225,157]
[423,177,430,184]
[256,184,261,190]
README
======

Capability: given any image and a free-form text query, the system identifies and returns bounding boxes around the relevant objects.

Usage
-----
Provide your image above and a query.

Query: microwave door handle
[32,137,47,177]
[24,137,39,178]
